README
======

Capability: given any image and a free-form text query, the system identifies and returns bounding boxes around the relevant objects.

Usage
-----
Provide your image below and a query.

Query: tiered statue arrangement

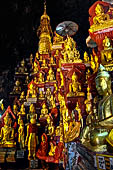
[0,0,113,169]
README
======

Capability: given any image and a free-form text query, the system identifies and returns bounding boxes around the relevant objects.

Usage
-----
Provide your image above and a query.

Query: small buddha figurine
[12,79,21,94]
[19,91,26,102]
[38,72,44,83]
[45,88,51,101]
[29,103,36,115]
[84,51,90,63]
[40,103,48,118]
[0,113,15,147]
[33,61,39,73]
[101,36,113,65]
[36,133,48,158]
[86,69,91,84]
[47,116,54,137]
[18,104,26,116]
[74,48,82,63]
[67,72,84,97]
[25,75,30,85]
[36,52,39,60]
[18,119,25,149]
[25,114,39,160]
[39,90,45,100]
[93,4,109,25]
[75,102,83,128]
[49,56,56,66]
[13,104,18,115]
[41,59,48,68]
[48,141,57,156]
[29,54,33,65]
[27,83,37,98]
[46,67,56,82]
[17,59,27,74]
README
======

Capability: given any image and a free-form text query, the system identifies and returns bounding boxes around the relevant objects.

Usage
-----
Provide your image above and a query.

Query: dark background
[0,0,97,72]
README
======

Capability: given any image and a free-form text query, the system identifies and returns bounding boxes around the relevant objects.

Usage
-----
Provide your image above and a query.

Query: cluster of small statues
[1,1,113,168]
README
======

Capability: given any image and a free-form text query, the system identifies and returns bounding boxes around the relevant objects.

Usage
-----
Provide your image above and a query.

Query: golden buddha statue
[95,64,113,127]
[49,56,56,66]
[47,116,54,137]
[11,79,21,94]
[19,91,26,102]
[29,103,36,115]
[27,83,37,98]
[46,67,55,82]
[25,75,30,85]
[53,32,64,45]
[38,72,44,83]
[84,51,90,63]
[37,1,52,54]
[89,4,112,33]
[16,59,27,74]
[67,72,85,97]
[85,69,91,84]
[45,88,51,102]
[39,90,45,100]
[101,36,113,66]
[40,103,48,118]
[0,113,15,147]
[18,119,25,149]
[33,61,39,73]
[41,59,48,68]
[18,103,26,116]
[48,141,56,156]
[13,104,18,115]
[60,71,64,88]
[30,54,33,65]
[36,52,39,60]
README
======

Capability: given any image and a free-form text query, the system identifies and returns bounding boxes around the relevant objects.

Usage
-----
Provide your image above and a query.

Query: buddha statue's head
[95,64,112,96]
[95,4,104,15]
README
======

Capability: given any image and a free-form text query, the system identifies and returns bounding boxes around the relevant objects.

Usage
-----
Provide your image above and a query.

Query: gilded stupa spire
[37,1,53,54]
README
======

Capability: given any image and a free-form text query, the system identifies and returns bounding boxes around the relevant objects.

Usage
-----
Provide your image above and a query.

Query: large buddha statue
[46,67,56,82]
[95,64,113,127]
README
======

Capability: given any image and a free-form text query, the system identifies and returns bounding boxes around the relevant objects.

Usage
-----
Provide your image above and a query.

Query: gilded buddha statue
[16,59,27,74]
[0,113,15,147]
[41,59,48,68]
[27,83,37,99]
[19,91,26,102]
[38,72,44,83]
[33,61,39,73]
[39,90,45,100]
[84,51,90,64]
[49,56,56,66]
[67,72,85,97]
[40,103,48,118]
[18,104,26,116]
[11,79,21,94]
[46,67,56,82]
[101,36,113,66]
[89,4,113,33]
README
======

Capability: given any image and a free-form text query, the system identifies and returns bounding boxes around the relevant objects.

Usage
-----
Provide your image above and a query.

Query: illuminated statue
[16,59,27,74]
[19,91,25,101]
[40,103,48,118]
[12,79,21,94]
[41,59,48,68]
[101,36,113,65]
[46,67,55,82]
[27,82,37,98]
[67,72,84,97]
[25,114,39,160]
[18,119,25,149]
[39,90,45,100]
[38,72,44,83]
[49,56,56,66]
[47,116,54,137]
[84,51,90,63]
[0,113,15,147]
[18,104,26,116]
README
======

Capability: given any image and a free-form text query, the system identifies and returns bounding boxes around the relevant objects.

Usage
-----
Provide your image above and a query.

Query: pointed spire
[44,0,47,15]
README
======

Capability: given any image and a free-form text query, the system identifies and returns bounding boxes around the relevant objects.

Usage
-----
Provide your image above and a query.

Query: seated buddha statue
[38,72,44,83]
[95,64,113,127]
[90,4,111,33]
[16,59,27,74]
[84,51,90,64]
[67,72,85,97]
[49,56,56,66]
[33,61,39,73]
[40,103,48,118]
[39,90,45,100]
[0,113,15,147]
[13,104,18,115]
[46,67,56,82]
[18,104,26,116]
[19,91,26,102]
[27,83,37,98]
[11,79,21,94]
[47,116,54,137]
[101,36,113,65]
[93,4,109,25]
[41,59,48,68]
